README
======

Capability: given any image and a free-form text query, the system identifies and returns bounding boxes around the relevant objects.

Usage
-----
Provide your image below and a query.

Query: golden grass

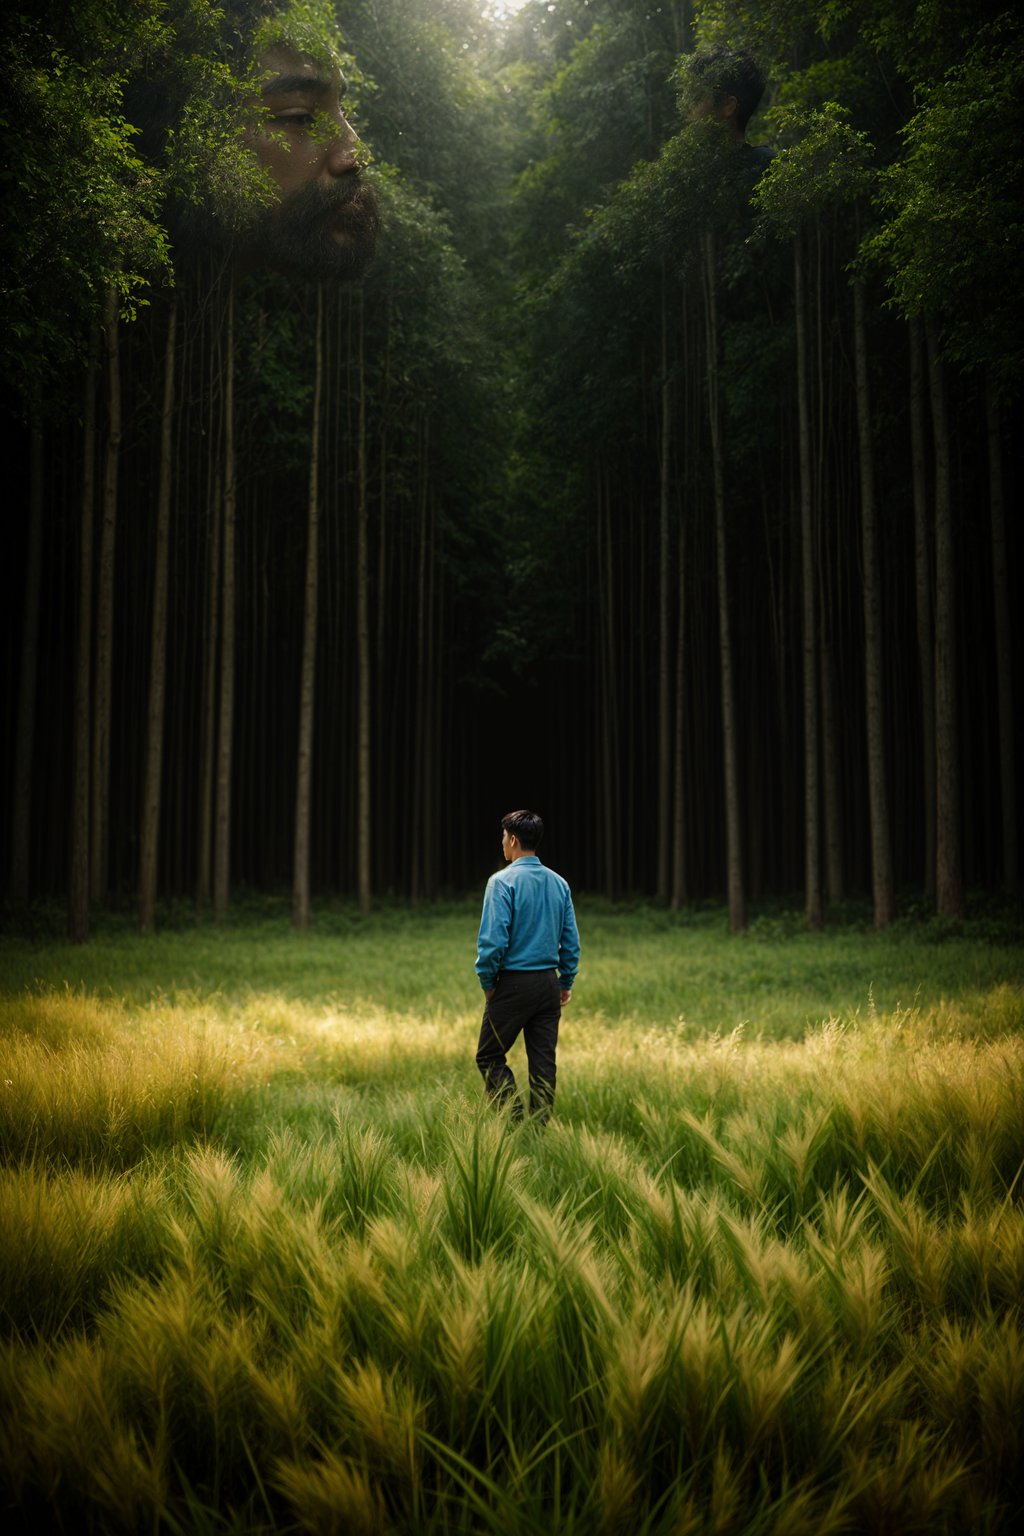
[0,973,1022,1532]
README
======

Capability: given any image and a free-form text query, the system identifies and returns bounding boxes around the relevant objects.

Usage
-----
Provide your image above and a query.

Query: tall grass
[1,910,1022,1532]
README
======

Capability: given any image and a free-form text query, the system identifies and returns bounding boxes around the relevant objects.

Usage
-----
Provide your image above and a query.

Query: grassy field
[1,899,1022,1533]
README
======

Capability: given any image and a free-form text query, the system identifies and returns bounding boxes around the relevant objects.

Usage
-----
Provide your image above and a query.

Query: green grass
[3,895,1021,1032]
[1,902,1022,1533]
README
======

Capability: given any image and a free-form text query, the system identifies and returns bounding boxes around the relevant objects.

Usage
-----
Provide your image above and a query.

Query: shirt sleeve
[558,889,580,990]
[475,876,513,991]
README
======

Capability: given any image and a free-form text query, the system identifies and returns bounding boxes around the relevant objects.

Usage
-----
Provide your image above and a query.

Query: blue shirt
[475,855,580,992]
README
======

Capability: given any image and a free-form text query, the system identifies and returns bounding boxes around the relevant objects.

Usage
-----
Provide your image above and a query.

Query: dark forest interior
[2,0,1021,934]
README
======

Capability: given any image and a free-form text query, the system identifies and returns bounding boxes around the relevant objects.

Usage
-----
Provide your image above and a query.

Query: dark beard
[239,177,381,281]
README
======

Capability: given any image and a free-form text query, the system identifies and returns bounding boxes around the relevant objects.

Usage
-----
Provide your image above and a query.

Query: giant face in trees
[238,44,380,280]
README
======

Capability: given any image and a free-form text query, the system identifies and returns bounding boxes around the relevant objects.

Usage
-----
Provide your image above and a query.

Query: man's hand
[560,989,572,1006]
[485,988,495,1001]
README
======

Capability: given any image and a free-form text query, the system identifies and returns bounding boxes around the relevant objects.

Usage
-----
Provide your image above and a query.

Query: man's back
[474,810,580,1124]
[476,854,579,987]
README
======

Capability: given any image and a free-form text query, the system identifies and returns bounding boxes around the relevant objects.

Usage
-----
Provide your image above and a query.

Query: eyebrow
[261,73,333,97]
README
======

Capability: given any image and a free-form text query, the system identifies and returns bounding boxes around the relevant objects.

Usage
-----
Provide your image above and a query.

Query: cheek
[251,136,319,194]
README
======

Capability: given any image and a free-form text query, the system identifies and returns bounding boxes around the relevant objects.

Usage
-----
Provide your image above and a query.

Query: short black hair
[683,46,767,132]
[501,809,544,850]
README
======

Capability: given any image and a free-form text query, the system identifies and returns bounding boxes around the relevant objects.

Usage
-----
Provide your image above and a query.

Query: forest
[2,8,1024,1530]
[2,0,1022,936]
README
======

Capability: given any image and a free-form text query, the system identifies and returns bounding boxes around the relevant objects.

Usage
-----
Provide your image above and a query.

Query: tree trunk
[853,278,894,929]
[10,414,45,903]
[293,286,324,928]
[356,291,372,914]
[657,272,672,903]
[908,320,936,900]
[69,334,100,940]
[670,519,688,910]
[214,279,236,921]
[597,469,618,900]
[411,413,430,904]
[795,232,823,930]
[138,301,179,932]
[702,229,745,931]
[196,460,222,909]
[196,290,224,910]
[422,489,438,900]
[820,634,845,904]
[927,327,963,918]
[90,286,122,905]
[986,373,1017,894]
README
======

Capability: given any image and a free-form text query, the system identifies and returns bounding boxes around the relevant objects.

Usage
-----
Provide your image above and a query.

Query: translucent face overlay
[250,45,363,206]
[239,45,380,280]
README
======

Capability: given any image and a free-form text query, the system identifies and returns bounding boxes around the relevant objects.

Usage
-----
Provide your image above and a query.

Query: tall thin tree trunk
[376,293,392,659]
[820,634,844,904]
[854,278,894,929]
[90,287,122,905]
[197,462,221,909]
[795,232,823,930]
[138,301,179,932]
[69,334,100,940]
[927,326,963,918]
[703,229,745,931]
[670,520,688,910]
[10,414,45,903]
[657,273,672,903]
[909,320,936,899]
[293,287,324,928]
[214,279,236,920]
[356,291,372,914]
[671,1,694,53]
[598,469,618,900]
[422,490,438,900]
[197,288,224,910]
[411,414,429,904]
[986,373,1017,894]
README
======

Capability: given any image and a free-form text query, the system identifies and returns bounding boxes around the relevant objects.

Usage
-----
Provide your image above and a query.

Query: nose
[324,116,360,177]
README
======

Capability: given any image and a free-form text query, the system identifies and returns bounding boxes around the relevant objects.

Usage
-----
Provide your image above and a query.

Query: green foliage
[0,0,287,407]
[694,0,824,79]
[510,3,680,287]
[815,0,1013,82]
[863,12,1024,385]
[338,0,514,276]
[234,284,316,452]
[0,1,171,402]
[160,62,271,234]
[256,0,342,68]
[753,101,874,236]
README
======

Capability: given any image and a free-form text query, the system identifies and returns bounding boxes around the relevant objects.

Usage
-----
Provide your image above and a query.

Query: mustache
[242,173,381,281]
[278,177,381,226]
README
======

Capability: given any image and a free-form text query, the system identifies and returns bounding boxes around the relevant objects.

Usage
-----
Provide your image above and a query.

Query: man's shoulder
[500,856,571,893]
[537,862,571,895]
[740,142,774,170]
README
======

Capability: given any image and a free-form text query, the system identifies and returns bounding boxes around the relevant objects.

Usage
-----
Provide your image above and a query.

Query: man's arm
[475,877,513,995]
[558,889,580,1005]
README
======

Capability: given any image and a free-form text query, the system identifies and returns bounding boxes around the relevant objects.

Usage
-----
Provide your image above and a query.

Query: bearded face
[166,44,374,284]
[238,173,381,280]
[160,43,380,281]
[235,45,380,281]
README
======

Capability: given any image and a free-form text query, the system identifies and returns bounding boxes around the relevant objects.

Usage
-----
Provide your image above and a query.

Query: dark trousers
[475,968,561,1122]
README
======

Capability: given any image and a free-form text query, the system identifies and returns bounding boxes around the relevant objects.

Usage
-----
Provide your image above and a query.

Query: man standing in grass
[475,810,580,1124]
